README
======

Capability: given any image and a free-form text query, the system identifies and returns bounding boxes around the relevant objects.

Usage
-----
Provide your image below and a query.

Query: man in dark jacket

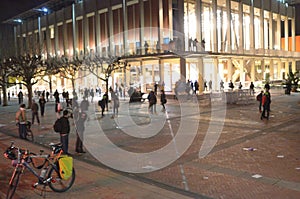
[60,110,70,154]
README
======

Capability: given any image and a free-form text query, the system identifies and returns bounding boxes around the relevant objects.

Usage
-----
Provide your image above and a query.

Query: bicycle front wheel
[48,167,75,192]
[6,169,21,199]
[26,130,34,142]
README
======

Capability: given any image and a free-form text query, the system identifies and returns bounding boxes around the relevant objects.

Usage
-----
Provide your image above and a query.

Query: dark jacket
[60,116,70,134]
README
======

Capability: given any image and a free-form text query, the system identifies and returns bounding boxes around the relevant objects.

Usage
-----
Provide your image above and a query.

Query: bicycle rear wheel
[48,167,75,192]
[6,169,21,199]
[26,130,34,142]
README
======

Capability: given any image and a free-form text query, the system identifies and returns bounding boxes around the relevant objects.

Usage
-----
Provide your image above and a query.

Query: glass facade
[10,0,299,93]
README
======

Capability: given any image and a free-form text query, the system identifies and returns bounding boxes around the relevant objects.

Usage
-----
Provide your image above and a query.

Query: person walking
[15,104,27,139]
[31,100,40,125]
[18,91,23,104]
[39,95,46,117]
[80,97,89,112]
[59,110,71,154]
[160,90,167,112]
[204,80,208,91]
[147,91,157,114]
[194,80,199,94]
[249,82,255,95]
[75,110,87,153]
[110,89,120,119]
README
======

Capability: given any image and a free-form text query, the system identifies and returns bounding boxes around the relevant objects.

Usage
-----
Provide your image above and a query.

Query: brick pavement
[0,89,299,199]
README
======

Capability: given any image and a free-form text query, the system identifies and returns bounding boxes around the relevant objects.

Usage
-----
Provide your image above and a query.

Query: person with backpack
[56,110,71,154]
[15,103,27,139]
[256,91,264,112]
[261,89,271,120]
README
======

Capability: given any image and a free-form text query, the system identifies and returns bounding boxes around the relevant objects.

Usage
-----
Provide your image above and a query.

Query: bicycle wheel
[6,169,21,199]
[48,166,75,192]
[26,130,34,142]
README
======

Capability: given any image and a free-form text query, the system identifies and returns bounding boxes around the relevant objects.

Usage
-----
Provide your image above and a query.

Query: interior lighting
[13,19,22,23]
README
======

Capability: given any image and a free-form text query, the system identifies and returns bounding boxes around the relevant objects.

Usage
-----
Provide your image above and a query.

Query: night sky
[0,0,49,22]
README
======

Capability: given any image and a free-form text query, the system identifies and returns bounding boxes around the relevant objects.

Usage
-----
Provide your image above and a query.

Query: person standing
[46,91,50,102]
[160,90,167,112]
[208,80,212,91]
[80,97,89,112]
[261,89,271,120]
[220,80,224,91]
[15,104,27,139]
[147,91,157,114]
[249,82,255,95]
[31,100,40,125]
[75,110,87,153]
[204,80,208,91]
[229,80,234,90]
[59,110,71,154]
[110,89,119,118]
[39,95,46,117]
[194,80,199,94]
[54,89,59,103]
[18,91,23,104]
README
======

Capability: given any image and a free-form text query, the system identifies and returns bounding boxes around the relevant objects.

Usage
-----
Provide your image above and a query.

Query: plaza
[0,89,299,198]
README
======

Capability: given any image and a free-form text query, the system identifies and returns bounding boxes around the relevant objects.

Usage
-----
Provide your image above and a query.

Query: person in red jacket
[261,89,271,120]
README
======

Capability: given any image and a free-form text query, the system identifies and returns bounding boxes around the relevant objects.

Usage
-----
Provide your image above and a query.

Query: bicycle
[16,121,34,142]
[3,141,76,199]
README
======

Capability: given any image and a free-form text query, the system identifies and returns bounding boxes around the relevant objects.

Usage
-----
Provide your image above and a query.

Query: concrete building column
[261,60,265,80]
[196,0,202,45]
[45,15,52,56]
[198,58,204,92]
[168,0,173,40]
[122,0,128,55]
[291,17,296,51]
[276,14,281,50]
[158,0,163,52]
[269,12,273,50]
[38,17,42,55]
[240,60,245,83]
[212,0,218,52]
[213,58,219,90]
[62,8,69,55]
[95,11,100,55]
[291,61,296,73]
[285,61,289,78]
[227,58,233,82]
[250,59,255,82]
[249,0,254,52]
[180,58,186,79]
[259,1,264,51]
[284,16,288,51]
[278,60,283,79]
[269,60,274,80]
[238,1,244,53]
[54,12,59,55]
[139,0,145,55]
[108,3,114,55]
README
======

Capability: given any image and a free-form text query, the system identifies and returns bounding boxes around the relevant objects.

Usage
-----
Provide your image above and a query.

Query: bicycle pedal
[32,182,39,188]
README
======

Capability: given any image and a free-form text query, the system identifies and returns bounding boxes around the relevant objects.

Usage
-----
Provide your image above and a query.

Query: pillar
[213,58,219,90]
[158,0,163,52]
[269,60,274,80]
[198,58,204,92]
[249,0,254,52]
[277,14,281,50]
[269,12,273,50]
[240,60,245,83]
[284,16,288,51]
[238,1,244,53]
[122,0,128,55]
[227,58,233,82]
[212,0,218,52]
[259,0,264,51]
[250,59,255,82]
[291,17,296,51]
[139,0,145,55]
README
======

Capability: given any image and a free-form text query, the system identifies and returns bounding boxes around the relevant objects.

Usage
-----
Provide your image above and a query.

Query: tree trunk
[26,83,33,109]
[105,79,109,111]
[2,85,8,106]
[49,75,53,97]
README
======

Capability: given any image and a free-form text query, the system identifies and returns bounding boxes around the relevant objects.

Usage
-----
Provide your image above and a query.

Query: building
[3,0,300,94]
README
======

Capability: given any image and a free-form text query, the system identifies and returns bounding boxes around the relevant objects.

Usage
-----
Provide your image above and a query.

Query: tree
[8,54,46,108]
[286,71,299,92]
[59,56,82,93]
[42,55,62,96]
[83,54,128,95]
[0,58,14,106]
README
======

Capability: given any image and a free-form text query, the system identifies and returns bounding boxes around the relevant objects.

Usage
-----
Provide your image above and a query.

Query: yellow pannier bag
[58,155,73,180]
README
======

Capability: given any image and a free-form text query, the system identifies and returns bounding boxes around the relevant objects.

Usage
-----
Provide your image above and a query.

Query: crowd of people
[13,80,275,156]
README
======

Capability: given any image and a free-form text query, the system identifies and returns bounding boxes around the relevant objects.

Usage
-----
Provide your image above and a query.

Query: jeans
[60,134,69,154]
[19,124,27,139]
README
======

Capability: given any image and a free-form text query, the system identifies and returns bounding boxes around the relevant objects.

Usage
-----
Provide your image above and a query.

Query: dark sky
[0,0,49,22]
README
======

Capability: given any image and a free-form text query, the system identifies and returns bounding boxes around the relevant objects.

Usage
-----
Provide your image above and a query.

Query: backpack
[53,118,62,133]
[256,93,262,101]
[58,155,73,180]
